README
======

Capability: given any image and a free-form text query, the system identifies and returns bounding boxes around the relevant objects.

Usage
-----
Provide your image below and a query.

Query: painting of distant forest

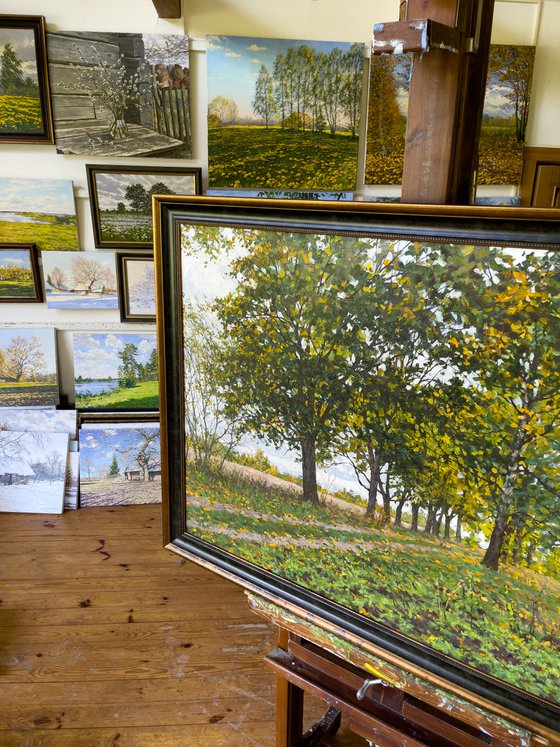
[87,165,201,248]
[207,36,364,190]
[178,222,560,707]
[79,421,161,506]
[0,178,78,252]
[42,251,117,309]
[73,332,158,410]
[0,17,53,143]
[0,327,58,407]
[365,45,535,187]
[47,31,191,157]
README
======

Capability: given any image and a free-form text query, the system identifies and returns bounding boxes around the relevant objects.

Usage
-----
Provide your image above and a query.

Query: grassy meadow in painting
[42,251,117,309]
[179,223,560,706]
[0,327,58,407]
[73,332,158,410]
[0,179,78,251]
[79,423,161,506]
[0,247,36,299]
[207,36,363,190]
[90,168,199,246]
[0,27,42,135]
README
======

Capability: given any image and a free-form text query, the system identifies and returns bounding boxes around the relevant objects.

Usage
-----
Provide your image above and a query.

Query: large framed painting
[153,195,560,739]
[0,243,42,302]
[0,15,53,144]
[86,165,202,249]
[206,35,364,191]
[47,31,191,157]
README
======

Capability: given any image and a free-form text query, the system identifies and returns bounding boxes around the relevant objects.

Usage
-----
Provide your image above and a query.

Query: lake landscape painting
[206,35,364,190]
[42,251,118,309]
[79,420,161,506]
[0,16,53,143]
[0,327,58,407]
[73,331,158,410]
[0,178,78,251]
[175,219,560,709]
[0,429,68,513]
[0,244,42,302]
[87,165,201,248]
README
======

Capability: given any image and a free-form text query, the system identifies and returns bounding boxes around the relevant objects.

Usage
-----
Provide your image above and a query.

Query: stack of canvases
[0,17,203,512]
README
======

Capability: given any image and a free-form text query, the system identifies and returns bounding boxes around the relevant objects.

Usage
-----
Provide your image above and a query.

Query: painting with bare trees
[0,327,58,407]
[79,420,161,506]
[42,251,118,309]
[0,429,68,513]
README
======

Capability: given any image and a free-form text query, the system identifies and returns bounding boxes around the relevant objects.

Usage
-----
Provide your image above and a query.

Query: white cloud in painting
[246,43,267,52]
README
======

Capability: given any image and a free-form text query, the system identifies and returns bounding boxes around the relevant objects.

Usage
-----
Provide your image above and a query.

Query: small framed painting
[0,243,42,302]
[86,164,202,249]
[0,15,54,144]
[116,253,155,323]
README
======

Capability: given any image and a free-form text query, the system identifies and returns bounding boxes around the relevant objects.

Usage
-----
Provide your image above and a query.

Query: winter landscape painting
[0,408,77,438]
[117,254,156,322]
[87,165,201,248]
[47,31,191,157]
[0,327,58,407]
[42,251,118,309]
[174,218,560,710]
[206,35,364,190]
[79,420,161,506]
[0,16,53,143]
[0,429,68,513]
[73,332,158,410]
[0,178,78,251]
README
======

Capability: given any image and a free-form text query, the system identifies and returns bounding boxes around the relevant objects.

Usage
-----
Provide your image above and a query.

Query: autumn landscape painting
[178,222,560,707]
[207,36,364,190]
[0,327,58,407]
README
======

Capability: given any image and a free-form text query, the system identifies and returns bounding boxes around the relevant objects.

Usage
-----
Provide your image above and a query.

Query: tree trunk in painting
[300,436,319,506]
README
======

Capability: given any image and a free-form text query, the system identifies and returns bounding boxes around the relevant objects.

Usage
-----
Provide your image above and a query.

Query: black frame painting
[0,242,42,302]
[154,195,560,737]
[116,252,156,323]
[0,15,54,144]
[86,164,202,249]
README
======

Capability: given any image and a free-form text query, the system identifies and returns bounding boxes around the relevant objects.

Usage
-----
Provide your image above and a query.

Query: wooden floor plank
[0,505,276,746]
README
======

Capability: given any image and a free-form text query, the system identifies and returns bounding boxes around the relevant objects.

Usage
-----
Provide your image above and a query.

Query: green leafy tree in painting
[213,231,377,505]
[125,183,150,213]
[252,64,277,128]
[487,45,535,142]
[342,43,364,138]
[367,55,405,159]
[117,342,140,388]
[319,47,346,136]
[0,43,24,94]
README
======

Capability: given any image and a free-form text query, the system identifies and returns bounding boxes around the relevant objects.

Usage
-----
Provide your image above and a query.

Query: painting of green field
[207,36,364,190]
[179,223,560,708]
[0,179,79,251]
[0,327,58,406]
[0,25,44,137]
[73,332,158,410]
[0,247,38,300]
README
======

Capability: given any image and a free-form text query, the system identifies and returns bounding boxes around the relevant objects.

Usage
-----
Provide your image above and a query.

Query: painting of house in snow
[42,251,118,310]
[0,430,69,513]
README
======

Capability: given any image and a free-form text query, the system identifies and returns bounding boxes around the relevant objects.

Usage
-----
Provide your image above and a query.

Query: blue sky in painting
[73,332,157,380]
[207,35,356,119]
[0,179,76,216]
[79,424,160,474]
[0,327,57,372]
[0,250,31,268]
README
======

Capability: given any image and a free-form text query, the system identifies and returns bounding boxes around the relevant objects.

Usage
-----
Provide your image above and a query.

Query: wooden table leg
[276,628,304,747]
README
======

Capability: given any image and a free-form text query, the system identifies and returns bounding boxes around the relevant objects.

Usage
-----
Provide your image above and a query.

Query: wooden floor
[0,505,277,746]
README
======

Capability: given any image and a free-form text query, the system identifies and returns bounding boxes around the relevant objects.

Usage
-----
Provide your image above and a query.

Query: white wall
[1,0,558,402]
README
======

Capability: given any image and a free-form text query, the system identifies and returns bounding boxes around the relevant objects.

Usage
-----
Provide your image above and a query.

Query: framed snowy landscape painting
[116,253,155,322]
[154,195,560,735]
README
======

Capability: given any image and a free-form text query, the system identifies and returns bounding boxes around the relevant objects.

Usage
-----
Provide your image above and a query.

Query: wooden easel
[249,2,558,745]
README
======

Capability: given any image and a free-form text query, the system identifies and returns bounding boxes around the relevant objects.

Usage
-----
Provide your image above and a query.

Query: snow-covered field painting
[0,430,69,513]
[42,252,118,310]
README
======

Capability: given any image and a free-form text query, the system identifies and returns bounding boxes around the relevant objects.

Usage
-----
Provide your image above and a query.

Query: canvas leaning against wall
[42,251,118,309]
[0,178,79,251]
[0,327,58,407]
[72,332,158,411]
[47,31,192,158]
[206,35,364,191]
[79,419,161,507]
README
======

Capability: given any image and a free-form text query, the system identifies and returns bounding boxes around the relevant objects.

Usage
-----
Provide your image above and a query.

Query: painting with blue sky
[0,326,58,407]
[0,245,41,301]
[79,421,161,506]
[0,178,78,251]
[206,35,364,190]
[73,332,158,411]
[42,251,118,310]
